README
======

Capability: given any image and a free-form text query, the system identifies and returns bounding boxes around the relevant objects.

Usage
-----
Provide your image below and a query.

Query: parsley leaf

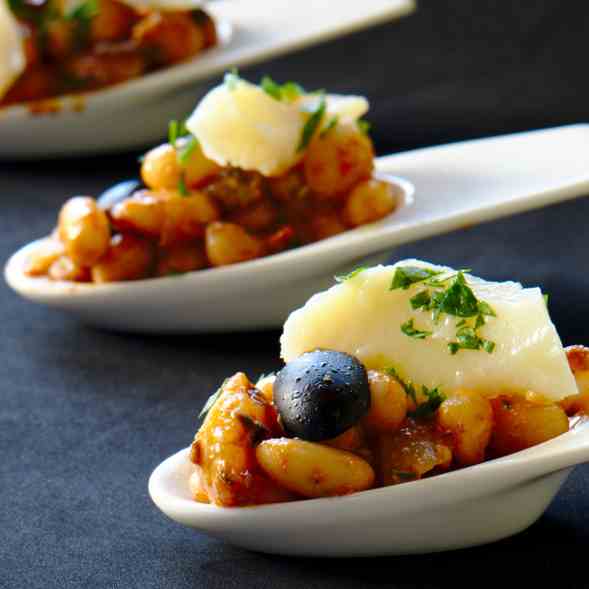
[65,0,99,48]
[357,119,372,135]
[178,136,199,165]
[297,94,326,153]
[198,378,228,419]
[390,266,442,290]
[410,290,431,310]
[434,272,479,317]
[477,300,496,317]
[391,266,497,355]
[260,75,282,100]
[335,266,366,283]
[408,385,446,419]
[168,119,180,146]
[386,366,417,404]
[261,76,304,102]
[178,174,188,197]
[66,0,99,22]
[320,115,338,138]
[401,318,431,340]
[448,325,495,355]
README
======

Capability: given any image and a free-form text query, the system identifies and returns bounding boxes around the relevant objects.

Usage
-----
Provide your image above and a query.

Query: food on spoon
[281,260,576,401]
[0,0,216,107]
[23,73,400,283]
[0,0,25,99]
[188,260,584,506]
[273,350,370,441]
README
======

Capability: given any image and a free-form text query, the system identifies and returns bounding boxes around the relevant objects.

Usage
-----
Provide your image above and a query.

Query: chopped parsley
[386,366,417,404]
[297,94,326,153]
[391,265,497,355]
[335,266,366,283]
[409,290,431,310]
[401,318,431,340]
[168,119,199,193]
[198,378,228,419]
[543,293,549,307]
[357,119,372,135]
[178,174,189,197]
[320,115,338,138]
[390,266,442,290]
[261,76,304,102]
[66,0,99,22]
[178,136,199,165]
[387,366,445,419]
[168,119,181,145]
[408,385,446,419]
[65,0,100,47]
[448,325,495,355]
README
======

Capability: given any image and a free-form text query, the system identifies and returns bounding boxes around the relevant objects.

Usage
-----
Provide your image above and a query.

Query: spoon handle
[373,124,589,252]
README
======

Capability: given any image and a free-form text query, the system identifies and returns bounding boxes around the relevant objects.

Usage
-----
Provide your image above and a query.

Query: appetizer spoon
[6,124,589,333]
[0,0,415,158]
[148,418,589,556]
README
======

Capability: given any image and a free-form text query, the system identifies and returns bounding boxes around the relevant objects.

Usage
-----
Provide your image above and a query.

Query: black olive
[274,350,370,441]
[97,179,143,210]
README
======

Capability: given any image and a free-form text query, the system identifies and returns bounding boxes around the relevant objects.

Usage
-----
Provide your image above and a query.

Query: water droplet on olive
[274,350,370,441]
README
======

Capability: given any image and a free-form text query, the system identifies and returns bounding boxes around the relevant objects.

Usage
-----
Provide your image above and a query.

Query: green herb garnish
[357,119,371,135]
[320,115,338,138]
[543,293,549,307]
[178,136,199,165]
[65,0,99,47]
[409,290,431,310]
[391,265,497,355]
[168,119,180,146]
[66,0,99,22]
[178,174,189,196]
[386,366,417,404]
[401,318,432,340]
[198,378,228,419]
[335,266,366,283]
[408,385,446,419]
[390,266,442,291]
[261,76,304,102]
[448,325,494,355]
[297,94,326,153]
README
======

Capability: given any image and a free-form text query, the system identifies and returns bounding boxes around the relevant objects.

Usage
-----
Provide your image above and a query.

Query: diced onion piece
[281,260,577,402]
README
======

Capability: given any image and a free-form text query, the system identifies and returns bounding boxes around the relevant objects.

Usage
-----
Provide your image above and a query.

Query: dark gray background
[2,2,589,588]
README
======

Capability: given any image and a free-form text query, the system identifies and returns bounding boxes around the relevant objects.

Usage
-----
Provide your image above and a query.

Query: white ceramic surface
[148,418,589,556]
[5,125,589,333]
[0,0,415,159]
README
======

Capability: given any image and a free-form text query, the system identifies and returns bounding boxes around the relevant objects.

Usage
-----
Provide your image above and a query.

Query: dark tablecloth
[2,2,589,588]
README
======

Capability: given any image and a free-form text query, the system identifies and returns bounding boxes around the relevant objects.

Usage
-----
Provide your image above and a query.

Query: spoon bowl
[148,418,589,556]
[0,0,415,159]
[6,125,589,332]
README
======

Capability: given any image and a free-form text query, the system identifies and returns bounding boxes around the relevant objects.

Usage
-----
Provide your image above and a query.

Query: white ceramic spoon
[5,124,589,333]
[148,417,589,557]
[0,0,415,158]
